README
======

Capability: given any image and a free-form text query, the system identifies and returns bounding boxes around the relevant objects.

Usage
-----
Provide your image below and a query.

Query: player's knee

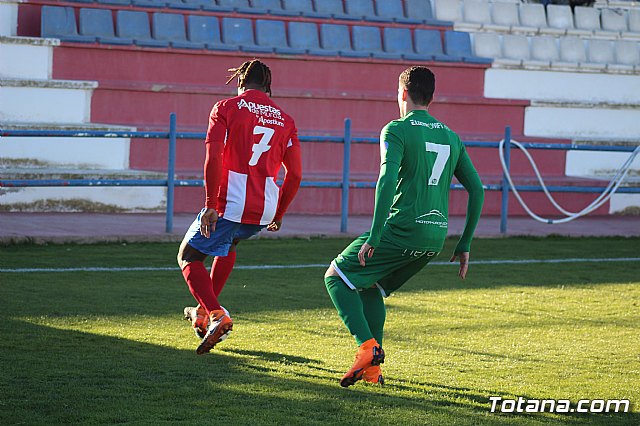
[324,265,339,279]
[229,239,241,252]
[177,242,206,268]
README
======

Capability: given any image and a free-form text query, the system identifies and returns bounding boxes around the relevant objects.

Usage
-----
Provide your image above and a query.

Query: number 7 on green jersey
[425,142,450,186]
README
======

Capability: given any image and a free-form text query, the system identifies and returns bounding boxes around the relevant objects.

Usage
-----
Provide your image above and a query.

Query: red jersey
[204,89,302,225]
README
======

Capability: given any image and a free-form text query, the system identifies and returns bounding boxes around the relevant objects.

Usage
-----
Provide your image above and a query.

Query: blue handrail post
[166,113,177,233]
[340,118,352,233]
[500,126,512,235]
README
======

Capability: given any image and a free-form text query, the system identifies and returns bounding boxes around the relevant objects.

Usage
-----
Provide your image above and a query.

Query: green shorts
[331,232,439,297]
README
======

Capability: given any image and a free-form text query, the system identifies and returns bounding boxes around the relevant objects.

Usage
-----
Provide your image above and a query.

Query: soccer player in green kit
[324,66,484,387]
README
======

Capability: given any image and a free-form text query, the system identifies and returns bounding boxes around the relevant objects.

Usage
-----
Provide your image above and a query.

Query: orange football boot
[183,305,209,338]
[340,338,385,387]
[196,309,233,355]
[362,365,384,385]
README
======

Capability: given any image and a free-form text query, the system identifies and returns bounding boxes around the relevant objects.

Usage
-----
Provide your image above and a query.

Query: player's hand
[267,220,282,232]
[199,208,218,238]
[449,251,470,279]
[358,242,375,267]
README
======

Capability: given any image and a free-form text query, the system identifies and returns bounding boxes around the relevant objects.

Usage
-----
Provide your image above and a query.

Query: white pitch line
[0,257,638,273]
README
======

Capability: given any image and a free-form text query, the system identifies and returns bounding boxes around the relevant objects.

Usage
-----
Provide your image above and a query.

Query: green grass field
[1,237,638,425]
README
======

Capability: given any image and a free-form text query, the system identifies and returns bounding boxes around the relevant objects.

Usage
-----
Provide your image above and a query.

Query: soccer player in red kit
[177,60,302,354]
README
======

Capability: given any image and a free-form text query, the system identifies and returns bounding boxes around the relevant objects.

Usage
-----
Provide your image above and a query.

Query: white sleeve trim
[330,260,357,291]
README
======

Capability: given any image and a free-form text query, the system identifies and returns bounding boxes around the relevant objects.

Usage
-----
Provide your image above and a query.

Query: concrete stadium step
[0,122,135,169]
[50,46,490,99]
[524,101,640,140]
[0,35,58,79]
[88,84,529,137]
[0,168,167,212]
[484,68,640,104]
[0,78,97,123]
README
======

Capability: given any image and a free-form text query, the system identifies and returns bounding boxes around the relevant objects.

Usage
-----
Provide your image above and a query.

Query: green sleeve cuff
[454,241,470,254]
[365,236,380,248]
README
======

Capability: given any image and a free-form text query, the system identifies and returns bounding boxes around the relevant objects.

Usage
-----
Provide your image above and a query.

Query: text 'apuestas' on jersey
[237,99,283,119]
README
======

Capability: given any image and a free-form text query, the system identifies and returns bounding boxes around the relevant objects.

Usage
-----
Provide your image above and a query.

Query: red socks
[211,251,237,297]
[181,261,221,314]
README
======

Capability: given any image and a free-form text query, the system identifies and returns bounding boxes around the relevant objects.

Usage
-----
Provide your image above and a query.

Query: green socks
[359,286,386,345]
[325,276,386,346]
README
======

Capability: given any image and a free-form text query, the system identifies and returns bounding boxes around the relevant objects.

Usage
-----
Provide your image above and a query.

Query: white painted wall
[485,69,640,104]
[566,150,640,177]
[524,106,640,139]
[0,2,18,37]
[0,42,52,79]
[0,187,166,211]
[609,194,640,214]
[0,137,131,169]
[0,84,94,123]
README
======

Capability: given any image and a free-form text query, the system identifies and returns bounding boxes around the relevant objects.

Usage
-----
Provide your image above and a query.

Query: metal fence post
[165,113,177,233]
[340,118,352,233]
[500,126,511,235]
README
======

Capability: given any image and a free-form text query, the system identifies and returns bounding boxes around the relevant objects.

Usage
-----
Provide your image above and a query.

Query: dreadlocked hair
[226,59,272,96]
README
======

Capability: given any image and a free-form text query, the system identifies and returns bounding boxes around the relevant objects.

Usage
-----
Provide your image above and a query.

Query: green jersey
[365,110,484,253]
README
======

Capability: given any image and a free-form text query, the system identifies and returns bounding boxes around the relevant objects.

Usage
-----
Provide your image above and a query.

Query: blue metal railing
[1,115,638,234]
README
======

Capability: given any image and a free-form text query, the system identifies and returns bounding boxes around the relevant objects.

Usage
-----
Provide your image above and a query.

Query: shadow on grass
[1,318,636,425]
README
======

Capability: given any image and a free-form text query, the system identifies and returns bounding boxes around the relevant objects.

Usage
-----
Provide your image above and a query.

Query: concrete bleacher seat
[491,2,522,29]
[344,0,377,20]
[587,38,615,67]
[255,19,306,54]
[252,0,286,13]
[221,17,272,53]
[546,5,574,32]
[383,27,422,60]
[320,23,369,57]
[460,0,491,30]
[187,15,236,51]
[434,0,462,22]
[313,0,355,20]
[79,8,132,45]
[153,12,204,49]
[181,0,233,12]
[502,34,530,65]
[163,0,201,11]
[218,0,253,13]
[558,35,586,65]
[519,3,548,31]
[601,8,628,33]
[414,28,455,61]
[288,21,338,55]
[96,0,132,6]
[574,6,601,33]
[628,9,640,37]
[531,35,560,64]
[375,0,421,24]
[352,25,401,59]
[613,39,639,68]
[282,0,330,18]
[473,32,503,60]
[444,30,492,63]
[117,10,168,47]
[41,5,95,43]
[405,0,447,26]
